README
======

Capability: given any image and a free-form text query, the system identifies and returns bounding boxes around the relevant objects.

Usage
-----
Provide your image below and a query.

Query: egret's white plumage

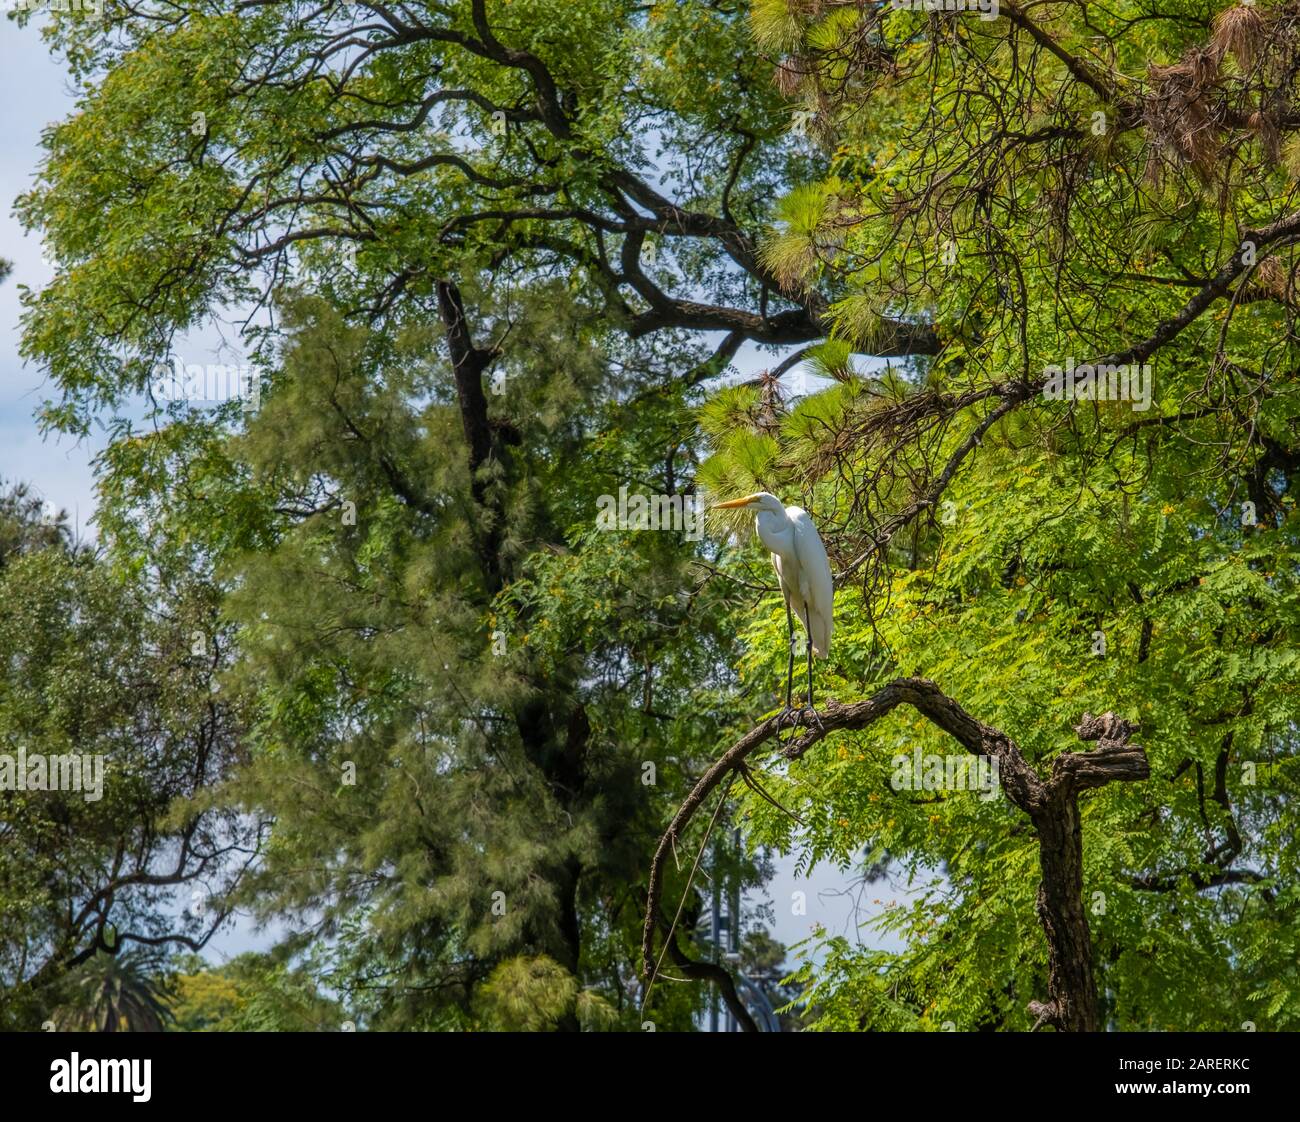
[714,490,834,663]
[775,506,834,657]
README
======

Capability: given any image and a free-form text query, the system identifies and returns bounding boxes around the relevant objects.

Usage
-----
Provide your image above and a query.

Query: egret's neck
[754,510,794,559]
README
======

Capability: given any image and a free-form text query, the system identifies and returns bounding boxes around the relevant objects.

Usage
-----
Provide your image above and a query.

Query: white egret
[713,492,833,715]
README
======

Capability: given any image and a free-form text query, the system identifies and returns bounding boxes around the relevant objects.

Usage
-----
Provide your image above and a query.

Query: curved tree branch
[643,679,1149,1031]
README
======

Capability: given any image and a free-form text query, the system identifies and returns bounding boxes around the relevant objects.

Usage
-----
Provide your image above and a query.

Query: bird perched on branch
[713,492,833,717]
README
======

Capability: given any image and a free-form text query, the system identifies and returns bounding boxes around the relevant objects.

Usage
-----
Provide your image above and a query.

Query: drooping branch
[643,904,760,1033]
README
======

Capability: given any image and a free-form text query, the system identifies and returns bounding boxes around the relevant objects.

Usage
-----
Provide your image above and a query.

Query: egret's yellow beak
[712,494,760,510]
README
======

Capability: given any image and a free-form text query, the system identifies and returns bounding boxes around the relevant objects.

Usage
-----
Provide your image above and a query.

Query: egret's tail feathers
[808,611,832,659]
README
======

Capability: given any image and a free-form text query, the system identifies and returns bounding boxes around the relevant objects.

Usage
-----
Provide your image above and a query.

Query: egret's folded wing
[790,509,834,656]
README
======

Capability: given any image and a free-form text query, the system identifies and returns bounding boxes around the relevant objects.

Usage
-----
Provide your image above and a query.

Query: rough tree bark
[436,279,505,591]
[642,680,1150,1032]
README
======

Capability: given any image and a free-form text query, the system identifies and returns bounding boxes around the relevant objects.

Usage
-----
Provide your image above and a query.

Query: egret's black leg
[784,601,796,713]
[801,607,824,730]
[804,608,815,711]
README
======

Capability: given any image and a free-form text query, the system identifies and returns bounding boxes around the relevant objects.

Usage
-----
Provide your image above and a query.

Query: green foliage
[693,0,1300,1031]
[473,954,617,1032]
[51,952,175,1033]
[13,0,1300,1035]
[0,482,249,1030]
[103,292,759,1030]
[166,953,343,1032]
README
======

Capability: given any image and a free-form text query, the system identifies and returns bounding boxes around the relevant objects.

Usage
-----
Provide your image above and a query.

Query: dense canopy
[4,0,1297,1032]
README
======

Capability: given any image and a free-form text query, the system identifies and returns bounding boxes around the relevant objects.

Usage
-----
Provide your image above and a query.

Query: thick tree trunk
[1030,797,1099,1032]
[436,279,504,590]
[553,857,584,1032]
[439,282,593,1029]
